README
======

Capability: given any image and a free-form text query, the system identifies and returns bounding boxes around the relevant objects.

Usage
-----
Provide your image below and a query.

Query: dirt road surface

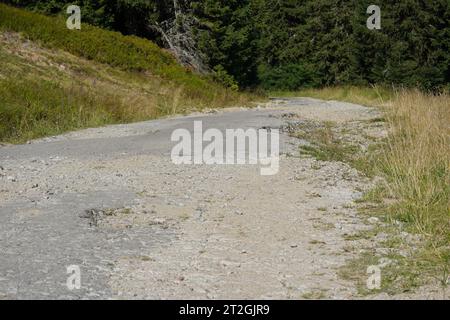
[0,98,391,299]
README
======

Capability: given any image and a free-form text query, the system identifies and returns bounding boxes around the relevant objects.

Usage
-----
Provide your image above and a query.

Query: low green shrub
[0,3,226,97]
[258,63,317,90]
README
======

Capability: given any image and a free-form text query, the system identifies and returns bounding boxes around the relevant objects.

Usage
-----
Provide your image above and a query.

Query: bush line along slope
[0,4,255,142]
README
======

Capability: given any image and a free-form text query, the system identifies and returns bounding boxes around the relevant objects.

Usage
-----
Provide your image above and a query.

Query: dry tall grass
[286,86,449,285]
[381,91,449,258]
[0,31,259,143]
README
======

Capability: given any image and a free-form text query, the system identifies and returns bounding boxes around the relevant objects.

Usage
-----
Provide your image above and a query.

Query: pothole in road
[80,207,170,230]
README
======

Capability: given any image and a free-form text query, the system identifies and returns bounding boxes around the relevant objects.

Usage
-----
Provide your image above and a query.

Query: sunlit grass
[288,86,449,292]
[271,85,394,107]
[0,3,260,143]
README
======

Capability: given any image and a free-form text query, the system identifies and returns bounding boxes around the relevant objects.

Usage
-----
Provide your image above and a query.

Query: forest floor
[0,97,447,299]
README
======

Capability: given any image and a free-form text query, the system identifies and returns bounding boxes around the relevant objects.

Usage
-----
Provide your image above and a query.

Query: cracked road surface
[0,98,381,299]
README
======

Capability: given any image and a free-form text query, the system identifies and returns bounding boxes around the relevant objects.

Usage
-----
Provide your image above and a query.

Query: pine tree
[5,0,449,89]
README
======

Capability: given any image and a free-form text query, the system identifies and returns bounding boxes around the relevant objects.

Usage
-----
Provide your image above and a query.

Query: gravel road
[0,98,385,299]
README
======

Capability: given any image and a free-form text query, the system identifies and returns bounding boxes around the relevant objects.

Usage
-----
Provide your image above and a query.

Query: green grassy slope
[0,3,257,143]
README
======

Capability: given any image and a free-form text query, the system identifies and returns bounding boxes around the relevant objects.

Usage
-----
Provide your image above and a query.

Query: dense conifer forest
[3,0,450,90]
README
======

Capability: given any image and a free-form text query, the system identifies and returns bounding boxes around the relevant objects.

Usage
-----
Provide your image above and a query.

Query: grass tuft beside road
[280,86,449,294]
[380,91,449,278]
